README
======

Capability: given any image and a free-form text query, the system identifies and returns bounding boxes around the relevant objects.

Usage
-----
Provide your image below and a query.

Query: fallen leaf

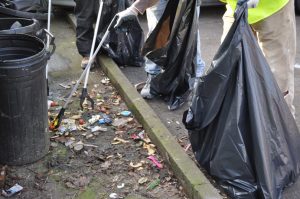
[129,161,143,168]
[112,137,130,145]
[143,143,156,155]
[138,177,148,185]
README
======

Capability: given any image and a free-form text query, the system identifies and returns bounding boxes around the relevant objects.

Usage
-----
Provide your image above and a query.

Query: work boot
[140,74,156,99]
[81,57,95,70]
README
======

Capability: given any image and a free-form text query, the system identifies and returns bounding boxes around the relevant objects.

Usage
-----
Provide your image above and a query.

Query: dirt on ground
[0,69,189,199]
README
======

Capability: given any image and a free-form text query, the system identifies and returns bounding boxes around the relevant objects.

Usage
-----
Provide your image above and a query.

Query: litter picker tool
[79,0,104,110]
[49,15,118,131]
[46,0,52,96]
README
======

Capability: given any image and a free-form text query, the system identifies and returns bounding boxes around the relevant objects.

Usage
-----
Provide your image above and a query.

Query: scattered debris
[138,177,148,185]
[73,141,84,152]
[120,111,131,117]
[91,126,107,133]
[129,161,143,169]
[0,166,7,188]
[48,100,53,109]
[101,78,110,85]
[101,161,112,169]
[59,83,71,89]
[98,114,112,124]
[70,115,81,120]
[79,118,85,125]
[112,137,130,145]
[109,193,119,199]
[88,115,101,125]
[117,183,125,189]
[147,156,163,169]
[2,184,23,197]
[44,74,187,198]
[143,143,156,155]
[146,179,160,191]
[112,118,129,128]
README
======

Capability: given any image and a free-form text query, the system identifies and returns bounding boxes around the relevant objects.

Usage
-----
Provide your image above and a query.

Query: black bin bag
[0,0,48,40]
[142,0,198,110]
[183,2,300,199]
[0,0,48,20]
[97,0,144,67]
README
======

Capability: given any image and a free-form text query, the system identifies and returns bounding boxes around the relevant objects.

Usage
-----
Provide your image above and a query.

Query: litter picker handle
[62,15,118,109]
[83,0,104,88]
[43,29,56,59]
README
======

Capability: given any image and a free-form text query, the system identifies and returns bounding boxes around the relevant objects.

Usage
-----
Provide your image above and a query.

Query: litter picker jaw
[80,88,95,110]
[49,108,65,131]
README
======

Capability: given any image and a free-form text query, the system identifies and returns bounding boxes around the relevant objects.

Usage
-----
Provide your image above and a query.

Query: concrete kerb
[67,13,222,199]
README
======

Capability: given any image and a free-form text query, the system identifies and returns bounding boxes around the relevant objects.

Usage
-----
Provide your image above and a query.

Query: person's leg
[221,4,235,43]
[141,0,168,99]
[251,0,296,115]
[75,0,97,68]
[194,5,205,78]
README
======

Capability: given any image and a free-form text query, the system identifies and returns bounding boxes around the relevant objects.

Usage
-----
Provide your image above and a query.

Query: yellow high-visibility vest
[220,0,289,24]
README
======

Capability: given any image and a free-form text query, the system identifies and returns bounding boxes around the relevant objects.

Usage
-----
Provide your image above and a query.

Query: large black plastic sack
[183,2,300,199]
[0,0,48,20]
[142,0,198,109]
[97,0,144,67]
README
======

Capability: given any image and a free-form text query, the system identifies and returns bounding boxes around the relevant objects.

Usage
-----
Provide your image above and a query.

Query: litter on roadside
[2,184,23,197]
[109,193,119,199]
[88,115,101,125]
[143,143,156,155]
[146,179,160,191]
[59,83,71,89]
[138,177,148,185]
[117,183,125,189]
[0,166,7,188]
[120,111,131,117]
[91,126,108,133]
[112,137,130,145]
[73,141,84,152]
[147,156,163,169]
[112,118,129,128]
[129,161,143,168]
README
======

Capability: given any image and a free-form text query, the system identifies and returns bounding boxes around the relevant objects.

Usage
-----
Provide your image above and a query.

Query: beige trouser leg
[221,1,296,115]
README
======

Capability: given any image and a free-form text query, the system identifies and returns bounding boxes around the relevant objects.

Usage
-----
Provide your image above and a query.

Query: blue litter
[121,111,131,117]
[98,114,112,124]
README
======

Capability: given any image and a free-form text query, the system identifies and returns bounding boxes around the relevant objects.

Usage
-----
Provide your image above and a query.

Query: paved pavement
[120,6,300,199]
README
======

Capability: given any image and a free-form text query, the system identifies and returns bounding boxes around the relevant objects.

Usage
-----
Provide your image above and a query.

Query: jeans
[145,0,168,75]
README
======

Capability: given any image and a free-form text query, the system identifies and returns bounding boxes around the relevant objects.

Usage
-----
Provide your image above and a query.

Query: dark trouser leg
[75,0,99,57]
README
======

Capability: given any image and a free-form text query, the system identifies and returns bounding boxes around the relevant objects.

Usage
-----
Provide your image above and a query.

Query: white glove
[247,0,259,8]
[115,7,139,28]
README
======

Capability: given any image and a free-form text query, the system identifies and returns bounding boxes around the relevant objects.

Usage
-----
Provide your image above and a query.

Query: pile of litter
[1,71,187,199]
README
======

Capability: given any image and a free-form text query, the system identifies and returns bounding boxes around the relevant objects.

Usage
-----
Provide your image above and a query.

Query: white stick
[46,0,52,80]
[83,0,104,88]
